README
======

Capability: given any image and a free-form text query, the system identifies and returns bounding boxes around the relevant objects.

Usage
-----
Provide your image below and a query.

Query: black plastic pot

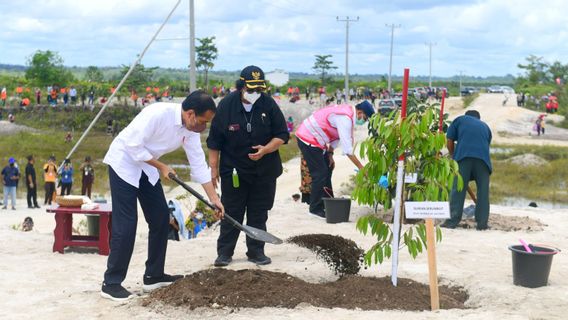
[509,245,558,288]
[323,198,351,224]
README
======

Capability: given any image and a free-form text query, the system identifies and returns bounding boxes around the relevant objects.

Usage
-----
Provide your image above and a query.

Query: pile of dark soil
[457,213,545,231]
[142,269,468,311]
[287,234,363,275]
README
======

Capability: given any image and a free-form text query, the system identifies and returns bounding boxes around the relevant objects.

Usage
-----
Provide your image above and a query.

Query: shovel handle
[168,173,241,228]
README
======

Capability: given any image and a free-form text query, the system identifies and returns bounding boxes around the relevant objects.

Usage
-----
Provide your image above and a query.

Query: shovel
[169,173,283,245]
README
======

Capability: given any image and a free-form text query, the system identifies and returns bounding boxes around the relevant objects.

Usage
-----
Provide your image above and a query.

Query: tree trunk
[204,69,209,92]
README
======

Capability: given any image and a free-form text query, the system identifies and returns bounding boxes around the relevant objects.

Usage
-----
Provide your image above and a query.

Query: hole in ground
[142,269,469,311]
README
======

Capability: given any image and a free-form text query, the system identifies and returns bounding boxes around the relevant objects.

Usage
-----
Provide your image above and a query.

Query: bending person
[295,100,374,219]
[100,90,224,302]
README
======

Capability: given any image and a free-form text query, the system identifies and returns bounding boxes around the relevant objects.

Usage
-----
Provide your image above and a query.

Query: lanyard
[242,109,253,133]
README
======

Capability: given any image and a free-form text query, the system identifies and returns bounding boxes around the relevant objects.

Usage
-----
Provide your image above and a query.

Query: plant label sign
[404,173,418,183]
[405,202,450,219]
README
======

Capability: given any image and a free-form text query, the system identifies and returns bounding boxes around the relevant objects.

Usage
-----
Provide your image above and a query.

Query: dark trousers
[448,157,491,229]
[82,181,93,198]
[60,182,72,195]
[297,139,333,215]
[44,182,55,204]
[217,175,276,258]
[26,185,38,207]
[103,166,169,285]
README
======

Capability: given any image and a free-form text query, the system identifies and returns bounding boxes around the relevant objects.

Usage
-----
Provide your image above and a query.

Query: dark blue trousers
[103,166,169,285]
[297,139,333,215]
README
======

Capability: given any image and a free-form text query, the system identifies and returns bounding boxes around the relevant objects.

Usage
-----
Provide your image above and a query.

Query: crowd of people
[0,155,95,210]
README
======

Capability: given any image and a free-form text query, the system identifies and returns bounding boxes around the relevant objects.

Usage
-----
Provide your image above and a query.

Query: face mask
[243,91,261,105]
[355,118,366,126]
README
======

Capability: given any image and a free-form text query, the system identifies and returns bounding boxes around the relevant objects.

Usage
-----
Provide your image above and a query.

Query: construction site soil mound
[142,268,469,311]
[287,234,363,275]
[457,213,545,231]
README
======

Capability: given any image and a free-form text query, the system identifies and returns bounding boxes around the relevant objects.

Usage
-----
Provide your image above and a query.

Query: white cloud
[1,0,568,76]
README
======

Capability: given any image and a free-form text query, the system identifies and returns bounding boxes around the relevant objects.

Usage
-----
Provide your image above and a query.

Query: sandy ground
[1,95,568,319]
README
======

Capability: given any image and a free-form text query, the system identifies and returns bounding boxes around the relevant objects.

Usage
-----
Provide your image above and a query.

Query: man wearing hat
[2,157,20,210]
[295,100,373,219]
[207,65,289,267]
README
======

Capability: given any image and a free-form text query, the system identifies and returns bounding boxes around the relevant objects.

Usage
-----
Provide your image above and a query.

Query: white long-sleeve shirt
[328,114,354,155]
[103,102,211,188]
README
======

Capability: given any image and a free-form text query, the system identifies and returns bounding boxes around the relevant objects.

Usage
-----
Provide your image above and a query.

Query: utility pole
[425,42,436,87]
[386,23,401,93]
[189,0,196,92]
[458,70,464,96]
[337,16,359,102]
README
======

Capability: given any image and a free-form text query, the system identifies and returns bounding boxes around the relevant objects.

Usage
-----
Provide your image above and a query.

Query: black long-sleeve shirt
[207,91,289,181]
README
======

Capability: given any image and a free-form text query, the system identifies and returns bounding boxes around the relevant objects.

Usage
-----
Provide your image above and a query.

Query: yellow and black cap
[239,65,267,90]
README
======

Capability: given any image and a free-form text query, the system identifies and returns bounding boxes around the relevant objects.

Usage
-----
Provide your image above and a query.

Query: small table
[46,203,112,255]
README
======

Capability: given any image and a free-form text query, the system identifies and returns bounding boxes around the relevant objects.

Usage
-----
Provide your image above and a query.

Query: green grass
[0,125,299,197]
[461,93,479,109]
[489,144,568,204]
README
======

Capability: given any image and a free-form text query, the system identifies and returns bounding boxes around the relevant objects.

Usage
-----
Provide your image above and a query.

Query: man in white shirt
[100,90,224,301]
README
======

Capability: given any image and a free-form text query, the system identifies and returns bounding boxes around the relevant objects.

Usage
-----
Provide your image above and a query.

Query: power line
[425,41,437,87]
[337,16,359,102]
[386,23,401,93]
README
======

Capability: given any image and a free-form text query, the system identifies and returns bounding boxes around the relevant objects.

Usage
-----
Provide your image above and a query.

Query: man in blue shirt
[2,157,20,210]
[442,110,492,230]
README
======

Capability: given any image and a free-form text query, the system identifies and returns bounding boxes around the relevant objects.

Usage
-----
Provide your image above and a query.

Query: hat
[8,157,15,164]
[239,65,267,90]
[355,100,375,118]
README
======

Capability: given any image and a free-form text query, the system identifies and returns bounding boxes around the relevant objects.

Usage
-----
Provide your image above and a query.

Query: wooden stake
[425,218,440,310]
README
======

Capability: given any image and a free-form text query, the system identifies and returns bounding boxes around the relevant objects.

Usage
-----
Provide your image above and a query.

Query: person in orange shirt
[110,87,116,94]
[50,88,58,105]
[16,86,23,96]
[131,91,138,107]
[21,98,30,107]
[1,87,7,107]
[43,156,58,205]
[146,86,151,93]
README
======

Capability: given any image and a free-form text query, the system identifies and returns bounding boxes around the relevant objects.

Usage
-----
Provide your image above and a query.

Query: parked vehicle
[487,85,503,93]
[377,99,398,116]
[461,86,478,96]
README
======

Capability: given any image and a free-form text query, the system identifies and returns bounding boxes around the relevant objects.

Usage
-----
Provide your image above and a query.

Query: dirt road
[446,94,568,146]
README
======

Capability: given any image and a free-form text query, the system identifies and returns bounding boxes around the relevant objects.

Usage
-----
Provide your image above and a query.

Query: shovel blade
[241,224,283,245]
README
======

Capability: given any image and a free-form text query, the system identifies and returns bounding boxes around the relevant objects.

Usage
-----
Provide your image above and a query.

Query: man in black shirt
[207,65,289,266]
[25,155,40,209]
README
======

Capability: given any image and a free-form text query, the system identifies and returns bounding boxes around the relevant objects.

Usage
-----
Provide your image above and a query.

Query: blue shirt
[1,165,20,187]
[60,167,74,184]
[446,115,492,173]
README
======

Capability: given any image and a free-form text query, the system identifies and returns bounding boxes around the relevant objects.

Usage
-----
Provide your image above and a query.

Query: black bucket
[508,245,558,288]
[323,198,351,224]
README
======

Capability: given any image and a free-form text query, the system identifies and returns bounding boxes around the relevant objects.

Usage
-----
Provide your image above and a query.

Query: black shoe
[248,254,272,265]
[142,274,184,292]
[28,206,34,209]
[214,255,232,267]
[440,221,457,229]
[100,283,132,302]
[476,225,490,231]
[34,205,41,209]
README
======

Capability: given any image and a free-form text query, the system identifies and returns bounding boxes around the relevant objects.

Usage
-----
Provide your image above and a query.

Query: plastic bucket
[86,214,99,236]
[323,198,351,224]
[508,245,558,288]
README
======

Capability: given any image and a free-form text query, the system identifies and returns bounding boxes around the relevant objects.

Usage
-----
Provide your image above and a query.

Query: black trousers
[44,182,55,204]
[103,166,169,285]
[217,174,276,258]
[26,185,38,207]
[297,139,333,215]
[60,182,72,195]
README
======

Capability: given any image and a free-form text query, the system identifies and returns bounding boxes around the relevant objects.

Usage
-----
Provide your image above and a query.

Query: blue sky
[1,0,568,77]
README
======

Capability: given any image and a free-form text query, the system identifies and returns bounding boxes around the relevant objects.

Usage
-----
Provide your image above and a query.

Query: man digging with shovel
[100,91,224,301]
